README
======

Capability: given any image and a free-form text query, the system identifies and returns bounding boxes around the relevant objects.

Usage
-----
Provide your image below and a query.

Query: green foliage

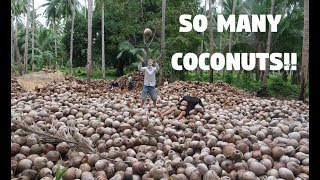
[54,165,68,180]
[62,12,88,67]
[59,66,117,80]
[225,73,233,84]
[189,72,307,99]
[267,75,300,99]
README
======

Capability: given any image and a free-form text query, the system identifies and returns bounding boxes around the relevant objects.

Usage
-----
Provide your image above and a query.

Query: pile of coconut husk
[11,77,25,94]
[11,74,309,180]
[114,71,145,90]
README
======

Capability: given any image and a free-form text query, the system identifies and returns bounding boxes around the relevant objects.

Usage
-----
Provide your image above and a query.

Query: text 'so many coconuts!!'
[11,74,309,179]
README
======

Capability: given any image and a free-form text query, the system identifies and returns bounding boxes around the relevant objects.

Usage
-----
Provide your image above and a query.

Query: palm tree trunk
[260,0,276,96]
[84,0,87,19]
[228,0,237,76]
[299,0,309,101]
[87,0,93,88]
[255,42,262,81]
[159,0,166,85]
[198,1,207,80]
[31,0,35,72]
[208,0,214,83]
[140,0,144,25]
[24,3,30,74]
[53,20,57,69]
[14,19,23,75]
[198,41,203,80]
[69,6,75,75]
[11,18,14,67]
[237,69,241,81]
[228,0,236,53]
[218,32,223,76]
[101,2,106,79]
[220,32,222,51]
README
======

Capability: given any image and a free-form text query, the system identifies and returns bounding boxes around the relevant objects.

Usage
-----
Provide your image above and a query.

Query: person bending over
[138,59,160,107]
[159,88,204,120]
[110,80,119,92]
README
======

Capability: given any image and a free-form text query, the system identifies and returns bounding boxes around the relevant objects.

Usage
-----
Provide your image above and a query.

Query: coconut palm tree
[208,0,215,83]
[260,0,276,96]
[197,1,208,80]
[23,0,31,73]
[11,15,15,68]
[228,0,236,54]
[11,18,21,75]
[31,0,35,72]
[116,40,160,76]
[243,0,272,81]
[84,0,87,19]
[272,1,303,83]
[69,2,76,74]
[33,26,55,68]
[159,0,166,85]
[12,0,28,75]
[96,0,106,79]
[42,0,59,67]
[101,1,106,79]
[299,0,309,101]
[57,0,80,73]
[87,0,93,87]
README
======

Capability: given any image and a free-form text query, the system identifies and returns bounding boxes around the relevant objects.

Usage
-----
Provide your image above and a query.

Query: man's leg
[177,111,186,120]
[150,86,158,108]
[160,106,178,117]
[140,86,147,107]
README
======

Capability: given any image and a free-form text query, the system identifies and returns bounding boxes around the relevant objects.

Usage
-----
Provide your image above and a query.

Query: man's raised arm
[138,61,146,72]
[155,62,160,73]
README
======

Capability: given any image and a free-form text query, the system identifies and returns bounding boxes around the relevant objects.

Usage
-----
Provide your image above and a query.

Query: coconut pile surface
[11,75,309,180]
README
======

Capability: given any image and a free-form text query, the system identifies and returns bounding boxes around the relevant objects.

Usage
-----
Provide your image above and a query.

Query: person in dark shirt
[158,87,204,120]
[111,81,119,88]
[110,81,120,92]
[128,76,134,92]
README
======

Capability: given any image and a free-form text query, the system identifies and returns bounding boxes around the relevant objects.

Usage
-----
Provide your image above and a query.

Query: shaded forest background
[11,0,309,100]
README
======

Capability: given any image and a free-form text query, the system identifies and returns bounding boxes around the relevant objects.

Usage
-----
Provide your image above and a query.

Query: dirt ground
[15,70,65,91]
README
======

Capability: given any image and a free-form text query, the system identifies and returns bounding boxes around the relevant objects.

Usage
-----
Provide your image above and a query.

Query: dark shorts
[128,82,133,91]
[141,85,157,101]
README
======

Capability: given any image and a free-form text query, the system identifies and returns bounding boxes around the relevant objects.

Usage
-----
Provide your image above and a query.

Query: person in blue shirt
[138,59,160,107]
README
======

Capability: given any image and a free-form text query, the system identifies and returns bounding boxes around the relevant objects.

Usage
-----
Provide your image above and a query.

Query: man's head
[191,87,197,97]
[147,59,153,66]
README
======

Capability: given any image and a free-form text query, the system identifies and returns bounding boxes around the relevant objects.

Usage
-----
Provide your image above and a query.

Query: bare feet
[157,111,163,119]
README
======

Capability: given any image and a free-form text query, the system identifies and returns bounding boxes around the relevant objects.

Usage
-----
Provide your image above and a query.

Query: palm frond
[12,118,95,153]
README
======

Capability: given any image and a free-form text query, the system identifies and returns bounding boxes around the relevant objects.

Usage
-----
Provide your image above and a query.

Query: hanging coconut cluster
[11,76,309,180]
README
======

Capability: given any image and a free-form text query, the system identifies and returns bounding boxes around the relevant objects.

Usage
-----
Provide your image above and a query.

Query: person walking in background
[138,59,160,107]
[128,76,134,93]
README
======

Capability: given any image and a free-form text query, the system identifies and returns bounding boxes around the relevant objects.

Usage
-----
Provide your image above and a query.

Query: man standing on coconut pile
[138,59,160,108]
[158,87,205,120]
